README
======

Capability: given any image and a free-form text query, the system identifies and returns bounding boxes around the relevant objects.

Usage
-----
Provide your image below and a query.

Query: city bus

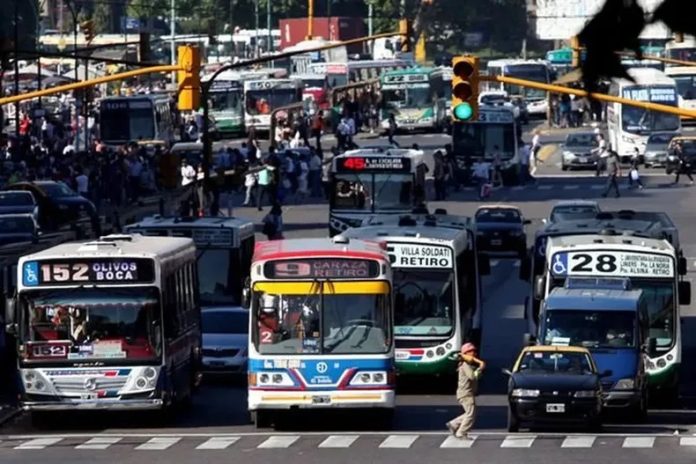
[665,66,696,121]
[342,213,485,377]
[379,67,449,132]
[244,236,394,428]
[291,73,330,110]
[308,59,412,88]
[11,234,201,413]
[485,59,552,117]
[243,78,304,132]
[328,148,429,236]
[521,215,689,397]
[99,95,176,148]
[665,37,696,67]
[607,68,681,160]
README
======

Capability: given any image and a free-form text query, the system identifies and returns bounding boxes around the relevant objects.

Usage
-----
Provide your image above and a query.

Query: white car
[201,307,249,375]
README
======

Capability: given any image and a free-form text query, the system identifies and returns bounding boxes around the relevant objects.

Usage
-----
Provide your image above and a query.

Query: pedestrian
[519,141,531,184]
[387,113,398,147]
[672,141,694,185]
[256,161,272,211]
[593,131,607,177]
[433,151,447,201]
[446,343,486,439]
[243,164,258,206]
[262,203,284,240]
[602,150,621,198]
[311,110,324,152]
[628,157,644,189]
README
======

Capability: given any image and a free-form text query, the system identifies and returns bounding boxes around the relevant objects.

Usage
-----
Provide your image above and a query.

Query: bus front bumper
[22,398,164,411]
[248,389,395,410]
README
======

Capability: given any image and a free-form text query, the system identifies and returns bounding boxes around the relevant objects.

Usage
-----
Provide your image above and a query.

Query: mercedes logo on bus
[84,378,98,391]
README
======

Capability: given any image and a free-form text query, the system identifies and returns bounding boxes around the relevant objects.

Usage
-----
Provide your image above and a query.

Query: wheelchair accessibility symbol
[552,253,568,275]
[23,262,39,287]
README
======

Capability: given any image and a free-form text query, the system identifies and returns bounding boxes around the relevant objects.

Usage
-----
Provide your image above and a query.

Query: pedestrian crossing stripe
[4,434,696,451]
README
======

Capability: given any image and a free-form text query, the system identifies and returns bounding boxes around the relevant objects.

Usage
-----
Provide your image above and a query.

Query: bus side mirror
[678,256,687,276]
[477,253,490,275]
[645,338,657,357]
[241,284,251,309]
[519,255,531,281]
[679,280,691,306]
[5,298,16,335]
[501,368,513,377]
[533,276,545,300]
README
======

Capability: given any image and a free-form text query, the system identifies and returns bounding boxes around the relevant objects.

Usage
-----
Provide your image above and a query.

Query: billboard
[534,0,670,40]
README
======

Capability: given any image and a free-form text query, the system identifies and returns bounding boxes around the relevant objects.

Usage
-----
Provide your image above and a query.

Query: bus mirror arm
[533,276,545,300]
[644,338,657,357]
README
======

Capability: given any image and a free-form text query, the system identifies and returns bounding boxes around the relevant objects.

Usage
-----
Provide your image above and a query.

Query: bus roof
[100,94,170,103]
[664,66,696,76]
[545,287,643,312]
[125,215,255,242]
[339,147,424,160]
[547,233,674,254]
[360,213,473,231]
[486,59,550,67]
[252,237,388,263]
[341,222,469,247]
[19,234,194,261]
[617,67,675,86]
[381,67,433,76]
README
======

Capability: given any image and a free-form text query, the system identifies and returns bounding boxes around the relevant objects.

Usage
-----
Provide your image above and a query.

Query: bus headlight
[22,370,55,394]
[254,371,294,387]
[613,378,635,390]
[656,359,667,368]
[350,371,388,386]
[436,347,446,356]
[125,367,160,392]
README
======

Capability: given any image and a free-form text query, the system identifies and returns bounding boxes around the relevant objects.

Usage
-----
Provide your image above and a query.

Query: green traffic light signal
[453,102,473,121]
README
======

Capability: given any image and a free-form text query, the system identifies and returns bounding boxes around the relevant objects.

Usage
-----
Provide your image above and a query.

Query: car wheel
[561,164,569,171]
[507,408,520,432]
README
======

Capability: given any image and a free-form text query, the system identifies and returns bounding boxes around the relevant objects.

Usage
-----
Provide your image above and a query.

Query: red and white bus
[244,78,304,132]
[308,59,412,88]
[13,234,201,414]
[292,73,330,110]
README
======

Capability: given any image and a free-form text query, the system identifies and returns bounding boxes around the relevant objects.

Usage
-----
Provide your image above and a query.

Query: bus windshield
[21,287,162,363]
[622,106,680,133]
[382,87,430,109]
[672,75,696,99]
[668,48,696,62]
[100,106,155,142]
[504,64,548,99]
[331,173,414,211]
[210,89,243,115]
[632,280,674,349]
[246,88,298,115]
[253,286,390,355]
[452,123,516,160]
[543,310,636,349]
[327,73,348,87]
[394,269,454,336]
[197,249,238,306]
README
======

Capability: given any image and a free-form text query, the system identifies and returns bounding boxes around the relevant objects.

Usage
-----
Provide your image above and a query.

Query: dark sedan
[3,181,98,233]
[504,346,608,432]
[0,214,40,246]
[475,205,528,257]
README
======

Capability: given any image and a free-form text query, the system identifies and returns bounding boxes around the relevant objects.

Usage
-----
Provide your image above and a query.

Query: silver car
[643,133,675,168]
[201,308,249,375]
[561,132,599,171]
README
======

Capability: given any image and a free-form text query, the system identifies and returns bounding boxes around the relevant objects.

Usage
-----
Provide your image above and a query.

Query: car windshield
[253,283,390,355]
[20,287,162,364]
[393,269,455,336]
[202,310,248,335]
[476,208,521,223]
[0,216,35,234]
[481,95,509,105]
[566,134,598,147]
[543,310,637,349]
[0,192,33,206]
[517,351,594,375]
[197,249,240,306]
[550,206,598,222]
[40,182,76,198]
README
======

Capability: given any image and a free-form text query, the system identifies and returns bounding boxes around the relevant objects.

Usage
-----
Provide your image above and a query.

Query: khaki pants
[450,396,476,436]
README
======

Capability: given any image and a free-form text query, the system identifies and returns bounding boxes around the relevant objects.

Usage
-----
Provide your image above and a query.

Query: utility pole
[307,0,314,39]
[13,0,20,137]
[368,2,373,56]
[170,0,176,84]
[266,0,271,54]
[254,0,259,57]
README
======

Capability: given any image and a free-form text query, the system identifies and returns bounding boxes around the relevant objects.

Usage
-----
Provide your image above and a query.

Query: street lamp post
[13,0,20,137]
[254,0,259,58]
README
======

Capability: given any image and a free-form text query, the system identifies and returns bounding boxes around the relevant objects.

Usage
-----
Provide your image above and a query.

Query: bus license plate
[546,403,565,413]
[81,393,98,400]
[312,395,331,405]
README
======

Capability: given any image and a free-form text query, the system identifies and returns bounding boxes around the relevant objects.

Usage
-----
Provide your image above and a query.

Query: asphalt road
[4,124,696,462]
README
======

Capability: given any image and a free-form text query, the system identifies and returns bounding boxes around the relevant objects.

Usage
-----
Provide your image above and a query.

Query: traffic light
[570,36,580,68]
[177,45,201,111]
[399,19,411,53]
[451,55,479,122]
[80,20,96,44]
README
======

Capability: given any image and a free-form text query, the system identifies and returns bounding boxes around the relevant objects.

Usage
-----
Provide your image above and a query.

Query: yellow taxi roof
[520,345,590,355]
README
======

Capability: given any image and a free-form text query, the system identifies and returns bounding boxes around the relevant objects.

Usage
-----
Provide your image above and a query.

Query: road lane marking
[622,437,655,448]
[561,436,596,448]
[135,437,181,450]
[15,438,63,449]
[679,437,696,446]
[379,435,419,448]
[318,435,359,448]
[196,437,241,450]
[440,436,475,448]
[501,435,535,448]
[76,437,122,450]
[257,435,299,448]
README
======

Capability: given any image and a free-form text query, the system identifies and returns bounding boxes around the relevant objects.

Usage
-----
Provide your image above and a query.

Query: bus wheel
[30,411,53,429]
[252,410,273,428]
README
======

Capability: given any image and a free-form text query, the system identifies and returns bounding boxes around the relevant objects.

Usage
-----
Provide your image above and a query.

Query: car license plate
[491,239,502,246]
[209,361,226,367]
[546,403,565,413]
[312,395,331,405]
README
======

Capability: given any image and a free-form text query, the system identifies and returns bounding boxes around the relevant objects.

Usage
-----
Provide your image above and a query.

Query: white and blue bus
[244,236,395,428]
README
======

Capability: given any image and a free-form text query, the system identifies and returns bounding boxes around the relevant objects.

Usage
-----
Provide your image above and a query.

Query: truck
[279,17,365,54]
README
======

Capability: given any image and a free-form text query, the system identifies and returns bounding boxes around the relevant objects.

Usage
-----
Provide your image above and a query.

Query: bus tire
[252,410,273,428]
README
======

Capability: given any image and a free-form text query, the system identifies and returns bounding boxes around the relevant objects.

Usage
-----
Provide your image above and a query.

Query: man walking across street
[602,150,621,198]
[446,343,486,439]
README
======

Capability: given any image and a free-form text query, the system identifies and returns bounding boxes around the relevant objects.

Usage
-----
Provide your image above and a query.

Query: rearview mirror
[501,368,513,377]
[599,369,613,378]
[533,275,545,300]
[679,280,691,306]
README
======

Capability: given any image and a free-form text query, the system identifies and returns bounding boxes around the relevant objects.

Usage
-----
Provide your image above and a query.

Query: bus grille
[49,377,128,395]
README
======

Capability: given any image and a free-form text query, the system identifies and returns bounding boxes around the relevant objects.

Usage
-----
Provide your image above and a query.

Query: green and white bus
[343,213,488,377]
[379,67,449,132]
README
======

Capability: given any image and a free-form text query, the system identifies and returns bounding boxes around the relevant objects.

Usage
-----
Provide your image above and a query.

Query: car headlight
[574,390,597,398]
[563,151,575,158]
[511,388,540,398]
[613,378,635,390]
[349,371,388,386]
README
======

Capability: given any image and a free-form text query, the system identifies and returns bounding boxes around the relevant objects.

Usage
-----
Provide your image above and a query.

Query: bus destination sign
[22,258,156,287]
[265,259,380,279]
[336,156,411,172]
